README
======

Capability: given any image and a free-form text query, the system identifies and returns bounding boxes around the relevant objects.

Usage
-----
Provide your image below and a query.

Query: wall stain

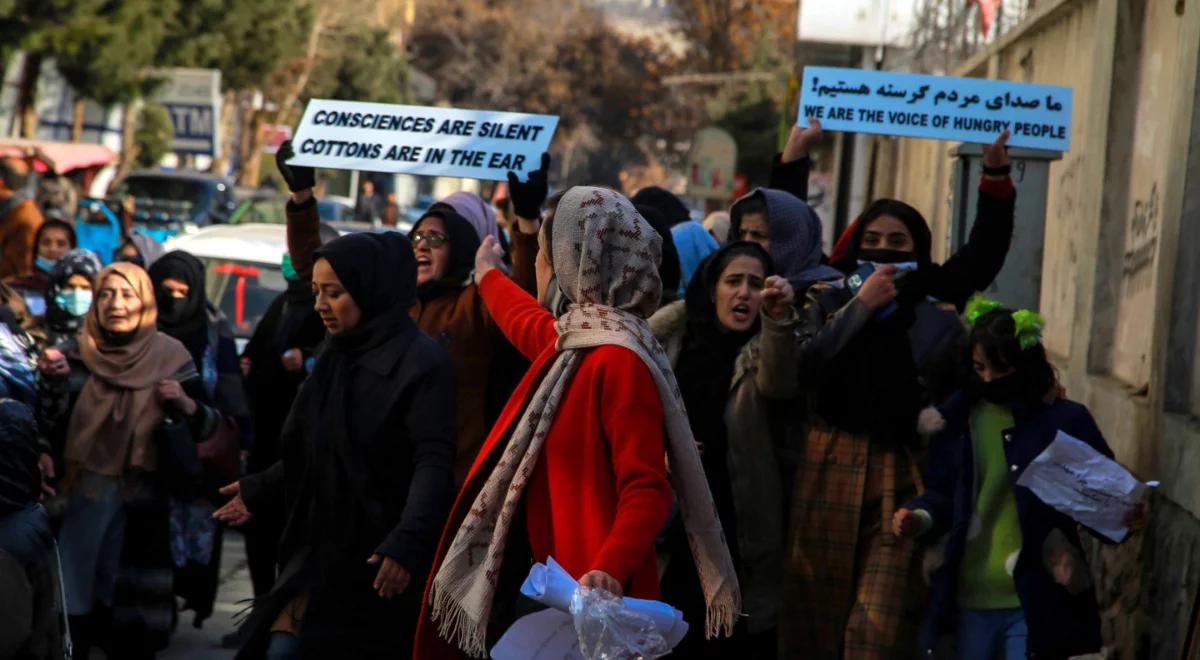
[1123,182,1160,295]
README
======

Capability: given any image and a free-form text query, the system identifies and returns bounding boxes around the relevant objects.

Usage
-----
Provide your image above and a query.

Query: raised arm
[477,252,558,362]
[756,275,801,398]
[276,140,321,282]
[506,153,551,296]
[769,118,822,202]
[927,132,1016,310]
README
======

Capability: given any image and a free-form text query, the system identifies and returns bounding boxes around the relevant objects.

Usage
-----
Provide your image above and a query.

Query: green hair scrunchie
[965,295,1003,326]
[1011,309,1046,351]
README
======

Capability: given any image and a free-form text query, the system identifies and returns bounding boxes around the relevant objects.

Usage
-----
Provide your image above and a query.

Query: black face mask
[976,372,1024,405]
[159,296,188,321]
[857,249,917,265]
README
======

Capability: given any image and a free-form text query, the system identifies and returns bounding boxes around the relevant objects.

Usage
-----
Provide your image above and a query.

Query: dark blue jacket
[907,393,1114,659]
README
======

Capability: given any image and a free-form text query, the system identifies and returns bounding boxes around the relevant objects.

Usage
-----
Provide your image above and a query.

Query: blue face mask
[55,289,93,317]
[36,256,58,273]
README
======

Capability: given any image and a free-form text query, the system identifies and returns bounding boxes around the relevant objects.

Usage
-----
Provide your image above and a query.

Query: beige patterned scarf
[429,187,741,656]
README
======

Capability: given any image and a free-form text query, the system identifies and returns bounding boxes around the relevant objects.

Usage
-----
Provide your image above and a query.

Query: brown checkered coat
[780,282,945,659]
[781,427,928,659]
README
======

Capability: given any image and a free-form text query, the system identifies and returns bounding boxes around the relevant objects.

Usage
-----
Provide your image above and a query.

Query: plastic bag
[569,587,671,660]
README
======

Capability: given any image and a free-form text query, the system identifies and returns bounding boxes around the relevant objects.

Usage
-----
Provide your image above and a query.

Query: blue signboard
[799,66,1073,151]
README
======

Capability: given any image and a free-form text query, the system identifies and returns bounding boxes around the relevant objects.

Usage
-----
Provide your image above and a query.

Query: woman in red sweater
[416,186,740,658]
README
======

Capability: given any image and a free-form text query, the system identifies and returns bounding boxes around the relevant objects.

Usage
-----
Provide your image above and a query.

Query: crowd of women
[0,120,1147,660]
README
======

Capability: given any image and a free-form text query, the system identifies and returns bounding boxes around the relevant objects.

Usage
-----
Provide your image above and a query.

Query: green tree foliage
[306,25,408,104]
[135,103,174,167]
[49,0,179,105]
[156,0,311,91]
[409,0,681,184]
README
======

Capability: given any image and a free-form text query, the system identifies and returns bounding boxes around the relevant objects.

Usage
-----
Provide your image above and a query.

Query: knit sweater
[957,401,1022,610]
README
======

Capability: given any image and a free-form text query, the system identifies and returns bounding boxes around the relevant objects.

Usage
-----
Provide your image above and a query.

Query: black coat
[908,393,1112,658]
[242,282,325,473]
[238,319,456,659]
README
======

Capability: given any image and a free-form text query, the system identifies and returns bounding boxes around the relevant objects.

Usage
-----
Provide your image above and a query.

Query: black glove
[275,139,315,193]
[507,152,550,220]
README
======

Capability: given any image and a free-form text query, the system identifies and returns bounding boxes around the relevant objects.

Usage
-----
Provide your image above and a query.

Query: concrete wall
[870,0,1200,656]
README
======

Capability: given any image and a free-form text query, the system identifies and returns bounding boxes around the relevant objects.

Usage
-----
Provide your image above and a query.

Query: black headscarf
[303,232,417,574]
[631,186,691,227]
[635,204,682,301]
[412,206,481,304]
[816,201,936,445]
[674,242,774,547]
[44,248,101,336]
[150,251,209,368]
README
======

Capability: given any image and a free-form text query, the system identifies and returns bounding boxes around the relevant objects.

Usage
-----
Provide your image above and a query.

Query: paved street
[159,531,248,660]
[90,531,249,660]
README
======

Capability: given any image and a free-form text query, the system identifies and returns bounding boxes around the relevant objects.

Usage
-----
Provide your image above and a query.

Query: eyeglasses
[412,230,449,248]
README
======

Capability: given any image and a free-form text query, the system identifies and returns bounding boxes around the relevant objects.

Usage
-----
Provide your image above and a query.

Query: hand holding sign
[508,152,551,222]
[783,118,823,164]
[981,130,1011,179]
[276,139,316,194]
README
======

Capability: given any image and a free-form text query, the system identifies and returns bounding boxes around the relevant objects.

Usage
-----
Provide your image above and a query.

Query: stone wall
[869,0,1200,656]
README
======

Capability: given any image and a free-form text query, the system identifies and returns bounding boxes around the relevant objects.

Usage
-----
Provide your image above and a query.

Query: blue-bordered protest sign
[799,66,1073,151]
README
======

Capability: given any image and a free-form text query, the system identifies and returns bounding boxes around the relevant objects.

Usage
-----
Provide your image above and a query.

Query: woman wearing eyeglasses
[406,194,540,486]
[272,142,545,488]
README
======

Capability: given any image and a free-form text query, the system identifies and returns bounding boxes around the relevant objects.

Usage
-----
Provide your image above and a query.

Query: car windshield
[199,258,287,338]
[317,200,352,222]
[123,177,209,210]
[232,198,287,224]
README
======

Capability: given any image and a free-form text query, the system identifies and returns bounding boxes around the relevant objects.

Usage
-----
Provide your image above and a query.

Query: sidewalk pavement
[158,529,250,660]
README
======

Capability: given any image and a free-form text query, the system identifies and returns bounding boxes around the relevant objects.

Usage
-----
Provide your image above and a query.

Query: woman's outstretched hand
[762,275,796,320]
[474,235,506,286]
[213,481,254,526]
[368,554,412,599]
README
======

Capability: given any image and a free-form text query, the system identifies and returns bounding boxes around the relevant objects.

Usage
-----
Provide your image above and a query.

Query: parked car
[317,197,354,223]
[163,223,289,352]
[230,192,289,225]
[115,170,238,241]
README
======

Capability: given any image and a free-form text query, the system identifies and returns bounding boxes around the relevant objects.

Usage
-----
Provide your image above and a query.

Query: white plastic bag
[570,587,672,660]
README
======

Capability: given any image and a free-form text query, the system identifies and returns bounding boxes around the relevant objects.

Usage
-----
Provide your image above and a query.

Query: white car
[164,223,290,353]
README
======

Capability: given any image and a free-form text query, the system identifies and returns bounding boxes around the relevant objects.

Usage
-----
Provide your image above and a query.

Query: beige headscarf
[703,211,731,243]
[429,186,740,656]
[64,262,193,478]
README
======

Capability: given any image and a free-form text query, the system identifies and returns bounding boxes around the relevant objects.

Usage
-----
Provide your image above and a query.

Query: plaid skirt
[780,426,928,660]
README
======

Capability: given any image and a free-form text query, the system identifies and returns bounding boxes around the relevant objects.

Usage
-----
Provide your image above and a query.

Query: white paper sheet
[1015,430,1149,542]
[491,609,581,660]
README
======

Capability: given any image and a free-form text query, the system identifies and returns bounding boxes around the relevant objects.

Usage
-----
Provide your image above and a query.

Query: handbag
[197,415,241,487]
[154,413,202,499]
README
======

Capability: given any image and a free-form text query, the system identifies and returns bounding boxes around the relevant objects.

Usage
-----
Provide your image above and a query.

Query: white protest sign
[1015,430,1149,542]
[287,99,559,181]
[799,66,1073,151]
